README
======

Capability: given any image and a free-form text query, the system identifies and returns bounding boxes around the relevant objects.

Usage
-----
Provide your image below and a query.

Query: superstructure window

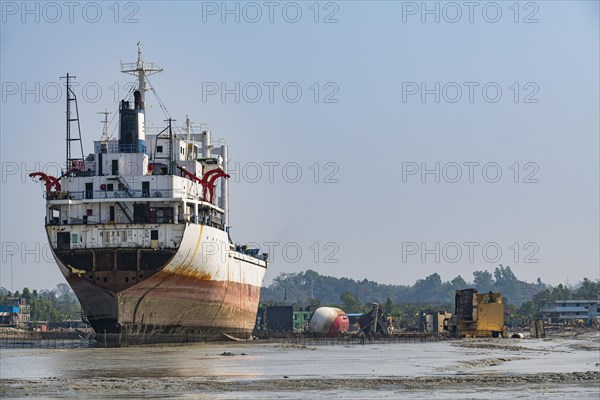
[149,207,174,223]
[157,146,163,153]
[85,183,93,199]
[142,182,150,198]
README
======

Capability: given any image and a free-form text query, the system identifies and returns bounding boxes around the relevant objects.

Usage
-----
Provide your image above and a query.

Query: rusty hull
[57,248,262,340]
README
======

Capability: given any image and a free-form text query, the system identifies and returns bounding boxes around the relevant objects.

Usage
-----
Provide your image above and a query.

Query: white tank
[308,307,348,334]
[202,130,212,158]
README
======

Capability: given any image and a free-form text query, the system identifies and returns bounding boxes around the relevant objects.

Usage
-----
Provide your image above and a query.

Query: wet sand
[1,332,599,399]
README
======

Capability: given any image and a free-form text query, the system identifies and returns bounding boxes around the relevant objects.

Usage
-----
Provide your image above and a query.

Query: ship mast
[120,42,163,110]
[184,115,192,160]
[98,109,111,141]
[119,42,163,155]
[60,73,84,171]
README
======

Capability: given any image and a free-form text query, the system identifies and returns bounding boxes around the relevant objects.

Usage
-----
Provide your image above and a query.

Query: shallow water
[1,338,599,399]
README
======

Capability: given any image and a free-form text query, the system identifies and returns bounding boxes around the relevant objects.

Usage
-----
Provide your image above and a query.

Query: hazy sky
[1,1,598,291]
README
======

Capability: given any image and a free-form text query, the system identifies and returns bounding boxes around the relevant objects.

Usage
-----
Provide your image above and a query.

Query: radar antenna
[120,42,163,106]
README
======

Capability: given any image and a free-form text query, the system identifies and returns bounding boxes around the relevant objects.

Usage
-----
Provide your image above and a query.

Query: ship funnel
[118,94,146,153]
[133,90,144,109]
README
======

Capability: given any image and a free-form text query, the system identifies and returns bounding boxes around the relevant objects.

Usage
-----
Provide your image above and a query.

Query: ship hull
[47,223,267,343]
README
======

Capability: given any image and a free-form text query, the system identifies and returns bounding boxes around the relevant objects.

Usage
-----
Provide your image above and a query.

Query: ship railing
[235,245,269,262]
[46,217,61,225]
[115,144,147,154]
[52,215,183,226]
[44,191,70,200]
[71,216,100,225]
[51,188,218,207]
[65,188,188,200]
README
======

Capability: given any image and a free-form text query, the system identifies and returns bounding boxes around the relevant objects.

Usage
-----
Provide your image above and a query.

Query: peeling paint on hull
[51,223,267,342]
[67,271,261,339]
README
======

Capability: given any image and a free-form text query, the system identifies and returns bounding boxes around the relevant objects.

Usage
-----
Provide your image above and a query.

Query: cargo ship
[30,44,268,342]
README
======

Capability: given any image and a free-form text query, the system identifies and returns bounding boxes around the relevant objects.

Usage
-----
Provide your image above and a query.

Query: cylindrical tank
[220,144,228,228]
[202,130,212,158]
[308,307,349,337]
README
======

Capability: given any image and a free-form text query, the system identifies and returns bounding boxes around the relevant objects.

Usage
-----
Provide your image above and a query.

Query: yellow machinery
[449,289,507,338]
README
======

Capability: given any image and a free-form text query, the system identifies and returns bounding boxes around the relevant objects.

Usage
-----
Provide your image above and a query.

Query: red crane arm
[29,172,61,191]
[200,168,223,185]
[200,168,224,201]
[176,165,204,185]
[175,166,229,203]
[206,170,230,203]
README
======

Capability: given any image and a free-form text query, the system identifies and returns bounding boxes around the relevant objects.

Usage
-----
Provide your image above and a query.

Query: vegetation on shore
[2,266,598,324]
[0,284,81,322]
[260,267,600,324]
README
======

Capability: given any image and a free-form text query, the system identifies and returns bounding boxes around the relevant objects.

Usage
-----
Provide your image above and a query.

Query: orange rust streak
[191,224,204,261]
[166,264,212,281]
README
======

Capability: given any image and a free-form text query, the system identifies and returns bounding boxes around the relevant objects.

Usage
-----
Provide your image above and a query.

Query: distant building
[541,299,600,324]
[0,297,30,328]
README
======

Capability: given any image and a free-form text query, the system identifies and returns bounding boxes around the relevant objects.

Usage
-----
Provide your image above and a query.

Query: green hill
[260,266,551,307]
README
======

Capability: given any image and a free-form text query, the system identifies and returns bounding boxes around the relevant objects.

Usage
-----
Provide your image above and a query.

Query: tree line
[260,267,600,324]
[0,283,81,322]
[2,267,598,325]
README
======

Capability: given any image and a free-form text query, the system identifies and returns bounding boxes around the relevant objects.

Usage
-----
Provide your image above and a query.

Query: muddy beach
[1,332,599,399]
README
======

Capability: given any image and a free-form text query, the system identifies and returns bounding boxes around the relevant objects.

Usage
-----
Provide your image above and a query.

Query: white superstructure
[31,44,267,339]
